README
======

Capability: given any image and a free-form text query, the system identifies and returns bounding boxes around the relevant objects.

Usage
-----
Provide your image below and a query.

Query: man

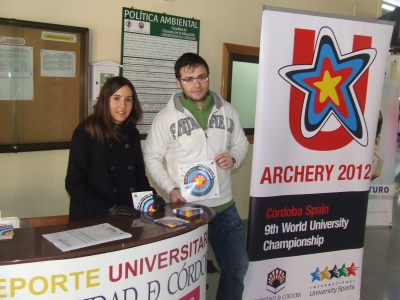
[143,52,249,300]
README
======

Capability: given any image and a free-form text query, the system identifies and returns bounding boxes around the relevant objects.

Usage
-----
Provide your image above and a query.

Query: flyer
[178,160,219,202]
[42,223,132,252]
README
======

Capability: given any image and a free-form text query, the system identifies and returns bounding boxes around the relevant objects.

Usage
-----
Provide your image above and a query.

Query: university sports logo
[279,27,376,151]
[310,262,358,282]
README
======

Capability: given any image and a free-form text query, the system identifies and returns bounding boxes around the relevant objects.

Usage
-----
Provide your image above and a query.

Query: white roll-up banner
[244,6,393,300]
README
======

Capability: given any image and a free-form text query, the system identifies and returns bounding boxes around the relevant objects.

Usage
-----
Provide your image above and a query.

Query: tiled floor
[361,196,400,300]
[360,140,400,300]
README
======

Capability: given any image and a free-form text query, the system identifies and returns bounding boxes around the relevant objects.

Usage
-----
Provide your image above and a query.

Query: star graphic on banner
[338,263,348,278]
[313,71,342,105]
[329,264,340,279]
[311,267,322,282]
[320,266,331,280]
[346,262,358,277]
[279,27,376,146]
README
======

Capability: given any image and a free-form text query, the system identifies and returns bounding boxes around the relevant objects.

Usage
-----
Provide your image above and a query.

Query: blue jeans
[208,203,249,300]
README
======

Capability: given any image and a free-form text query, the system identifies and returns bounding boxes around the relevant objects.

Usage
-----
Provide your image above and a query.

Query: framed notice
[0,45,33,101]
[121,7,200,138]
[0,18,88,153]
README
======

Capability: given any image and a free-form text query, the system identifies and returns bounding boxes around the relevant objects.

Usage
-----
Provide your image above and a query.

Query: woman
[66,76,164,222]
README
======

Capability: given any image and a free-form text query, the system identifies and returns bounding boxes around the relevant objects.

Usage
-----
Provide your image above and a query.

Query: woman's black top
[66,121,155,222]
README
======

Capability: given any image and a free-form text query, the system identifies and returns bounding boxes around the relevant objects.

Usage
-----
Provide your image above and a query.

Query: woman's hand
[152,195,166,211]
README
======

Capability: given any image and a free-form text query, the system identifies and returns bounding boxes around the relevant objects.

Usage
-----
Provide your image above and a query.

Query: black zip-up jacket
[65,121,155,222]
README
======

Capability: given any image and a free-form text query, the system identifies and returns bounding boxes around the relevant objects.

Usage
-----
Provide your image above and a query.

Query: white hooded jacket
[143,91,249,208]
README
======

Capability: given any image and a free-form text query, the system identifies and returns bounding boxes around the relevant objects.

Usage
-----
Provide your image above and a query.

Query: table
[0,204,215,300]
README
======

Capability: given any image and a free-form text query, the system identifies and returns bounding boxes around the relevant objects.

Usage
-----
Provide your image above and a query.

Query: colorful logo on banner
[266,268,286,294]
[279,27,376,150]
[310,262,358,282]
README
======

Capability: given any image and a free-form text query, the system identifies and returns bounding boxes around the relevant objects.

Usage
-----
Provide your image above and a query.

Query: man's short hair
[174,53,210,78]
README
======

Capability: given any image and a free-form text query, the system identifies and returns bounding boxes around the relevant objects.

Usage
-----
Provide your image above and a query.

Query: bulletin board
[0,18,89,153]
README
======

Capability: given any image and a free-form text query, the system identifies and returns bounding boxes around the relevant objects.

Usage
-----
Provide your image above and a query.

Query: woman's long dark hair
[85,76,143,143]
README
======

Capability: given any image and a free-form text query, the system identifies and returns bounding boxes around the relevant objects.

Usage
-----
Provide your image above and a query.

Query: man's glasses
[179,75,209,84]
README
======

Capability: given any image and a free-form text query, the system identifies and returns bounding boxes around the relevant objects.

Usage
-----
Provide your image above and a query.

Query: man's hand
[214,152,234,169]
[169,188,186,204]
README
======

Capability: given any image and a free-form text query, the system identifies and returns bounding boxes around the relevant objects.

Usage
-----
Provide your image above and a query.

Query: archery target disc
[141,197,154,212]
[184,166,215,197]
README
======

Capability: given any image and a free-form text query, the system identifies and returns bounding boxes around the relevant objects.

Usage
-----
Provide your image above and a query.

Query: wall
[0,0,383,218]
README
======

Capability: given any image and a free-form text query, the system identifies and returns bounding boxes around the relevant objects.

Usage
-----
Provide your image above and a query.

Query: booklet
[131,191,155,212]
[0,224,14,240]
[42,223,132,252]
[153,216,189,228]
